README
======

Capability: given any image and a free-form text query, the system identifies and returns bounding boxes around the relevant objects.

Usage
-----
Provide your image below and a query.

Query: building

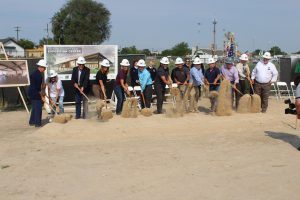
[25,47,44,58]
[191,47,224,63]
[0,37,25,57]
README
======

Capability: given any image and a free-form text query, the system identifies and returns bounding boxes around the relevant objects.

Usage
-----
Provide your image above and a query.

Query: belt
[255,80,270,85]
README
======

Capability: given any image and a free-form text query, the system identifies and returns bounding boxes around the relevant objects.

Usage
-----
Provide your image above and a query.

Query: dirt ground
[1,98,300,200]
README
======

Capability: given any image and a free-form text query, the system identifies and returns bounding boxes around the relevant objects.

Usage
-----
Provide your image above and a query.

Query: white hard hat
[76,56,86,65]
[262,52,272,59]
[49,69,57,78]
[175,57,184,65]
[137,59,146,67]
[239,54,249,61]
[207,58,216,64]
[101,59,110,67]
[36,59,48,68]
[120,59,130,66]
[160,57,169,65]
[193,57,202,65]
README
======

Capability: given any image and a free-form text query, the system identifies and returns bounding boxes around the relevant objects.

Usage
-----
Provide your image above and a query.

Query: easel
[0,42,29,114]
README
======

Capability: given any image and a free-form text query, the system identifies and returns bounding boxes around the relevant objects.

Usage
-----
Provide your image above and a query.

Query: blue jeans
[51,96,64,114]
[114,85,125,114]
[75,92,88,119]
[29,99,42,126]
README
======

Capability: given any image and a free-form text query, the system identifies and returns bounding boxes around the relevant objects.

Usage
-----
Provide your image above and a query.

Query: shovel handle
[44,101,58,115]
[44,95,60,113]
[75,85,90,101]
[141,92,146,106]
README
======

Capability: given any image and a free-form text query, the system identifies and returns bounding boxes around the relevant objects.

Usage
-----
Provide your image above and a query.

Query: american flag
[227,43,234,58]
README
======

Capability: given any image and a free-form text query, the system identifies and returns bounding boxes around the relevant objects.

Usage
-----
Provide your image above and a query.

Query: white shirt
[236,63,250,80]
[251,61,278,83]
[48,78,65,97]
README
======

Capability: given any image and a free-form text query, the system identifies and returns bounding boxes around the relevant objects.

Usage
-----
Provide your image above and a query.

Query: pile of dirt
[251,94,261,113]
[216,80,232,116]
[95,100,106,118]
[141,108,152,117]
[166,88,184,118]
[121,98,138,118]
[53,115,67,124]
[237,94,251,113]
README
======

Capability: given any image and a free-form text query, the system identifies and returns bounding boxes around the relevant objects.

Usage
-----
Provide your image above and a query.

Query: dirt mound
[237,94,251,113]
[216,80,232,116]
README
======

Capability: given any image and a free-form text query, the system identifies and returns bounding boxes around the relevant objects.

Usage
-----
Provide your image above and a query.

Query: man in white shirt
[251,52,278,113]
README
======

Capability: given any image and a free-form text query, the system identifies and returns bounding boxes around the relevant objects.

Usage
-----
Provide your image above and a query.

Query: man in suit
[71,56,90,119]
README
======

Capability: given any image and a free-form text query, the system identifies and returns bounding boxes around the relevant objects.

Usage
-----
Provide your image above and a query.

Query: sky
[1,0,299,53]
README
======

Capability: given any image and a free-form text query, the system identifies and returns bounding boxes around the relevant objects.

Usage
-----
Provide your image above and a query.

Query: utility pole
[45,23,49,45]
[14,26,21,41]
[212,19,217,56]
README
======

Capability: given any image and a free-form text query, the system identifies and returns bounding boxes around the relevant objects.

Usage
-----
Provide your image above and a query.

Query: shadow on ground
[198,106,211,114]
[265,131,300,151]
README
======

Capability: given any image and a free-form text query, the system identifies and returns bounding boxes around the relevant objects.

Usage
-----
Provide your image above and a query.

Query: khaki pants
[254,82,271,112]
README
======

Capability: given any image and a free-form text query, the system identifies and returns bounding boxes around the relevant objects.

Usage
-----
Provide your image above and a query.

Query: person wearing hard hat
[154,57,171,114]
[28,59,47,127]
[93,59,110,100]
[189,57,205,109]
[47,70,65,114]
[204,58,221,91]
[221,57,239,109]
[172,57,190,97]
[114,59,130,115]
[137,59,153,108]
[235,54,251,106]
[251,52,278,113]
[71,56,90,119]
[130,60,139,87]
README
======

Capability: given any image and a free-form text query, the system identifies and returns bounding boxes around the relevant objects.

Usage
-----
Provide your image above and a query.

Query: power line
[14,26,21,41]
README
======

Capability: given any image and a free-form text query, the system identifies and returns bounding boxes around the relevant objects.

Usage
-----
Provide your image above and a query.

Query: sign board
[44,45,118,80]
[0,60,30,87]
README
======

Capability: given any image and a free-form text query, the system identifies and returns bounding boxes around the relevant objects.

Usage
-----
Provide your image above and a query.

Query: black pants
[141,85,152,108]
[154,84,166,113]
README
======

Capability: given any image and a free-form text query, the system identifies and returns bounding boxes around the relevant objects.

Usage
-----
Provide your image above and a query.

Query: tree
[161,49,172,56]
[18,39,35,49]
[269,46,287,56]
[141,49,151,56]
[39,37,57,46]
[171,42,191,56]
[51,0,111,44]
[252,49,262,56]
[120,46,140,54]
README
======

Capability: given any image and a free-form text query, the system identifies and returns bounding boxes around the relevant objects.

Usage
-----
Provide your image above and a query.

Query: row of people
[28,52,278,127]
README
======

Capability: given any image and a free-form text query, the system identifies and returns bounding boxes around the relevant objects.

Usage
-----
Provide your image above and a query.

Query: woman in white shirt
[47,70,65,113]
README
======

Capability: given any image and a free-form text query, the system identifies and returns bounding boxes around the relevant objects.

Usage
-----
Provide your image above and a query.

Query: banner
[0,60,30,87]
[44,45,118,80]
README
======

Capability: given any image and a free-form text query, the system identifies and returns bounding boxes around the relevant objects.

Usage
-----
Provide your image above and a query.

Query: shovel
[100,97,113,120]
[248,80,261,113]
[43,100,67,123]
[45,95,60,114]
[140,92,152,117]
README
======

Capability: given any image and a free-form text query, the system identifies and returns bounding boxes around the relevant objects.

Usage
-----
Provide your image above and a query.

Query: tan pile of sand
[251,94,261,113]
[216,80,232,116]
[166,88,184,118]
[237,94,251,113]
[208,91,218,112]
[121,98,138,118]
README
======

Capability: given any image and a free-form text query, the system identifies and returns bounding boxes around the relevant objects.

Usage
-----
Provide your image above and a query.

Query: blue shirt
[138,69,152,92]
[190,67,204,86]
